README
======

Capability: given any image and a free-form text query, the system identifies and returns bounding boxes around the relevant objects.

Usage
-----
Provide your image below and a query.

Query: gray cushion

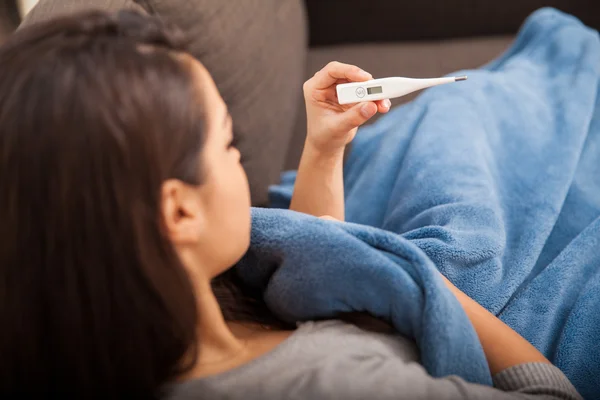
[21,0,308,206]
[22,0,146,23]
[137,0,307,206]
[286,36,513,169]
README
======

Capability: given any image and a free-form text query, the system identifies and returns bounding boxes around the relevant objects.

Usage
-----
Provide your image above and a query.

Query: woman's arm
[289,62,390,220]
[289,142,345,220]
[441,276,550,375]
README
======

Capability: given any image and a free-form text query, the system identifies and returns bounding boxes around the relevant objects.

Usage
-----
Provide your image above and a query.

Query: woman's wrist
[303,136,346,161]
[299,138,346,175]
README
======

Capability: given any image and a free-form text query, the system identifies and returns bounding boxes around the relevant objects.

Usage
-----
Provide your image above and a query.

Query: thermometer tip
[455,76,468,81]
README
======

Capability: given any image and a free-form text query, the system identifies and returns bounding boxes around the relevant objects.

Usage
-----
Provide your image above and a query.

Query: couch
[7,0,600,205]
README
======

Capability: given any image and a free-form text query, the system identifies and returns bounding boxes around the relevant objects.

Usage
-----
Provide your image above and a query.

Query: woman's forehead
[183,55,225,124]
[183,56,230,143]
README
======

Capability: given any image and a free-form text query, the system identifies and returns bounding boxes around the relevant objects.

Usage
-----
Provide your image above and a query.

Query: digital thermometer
[336,76,467,105]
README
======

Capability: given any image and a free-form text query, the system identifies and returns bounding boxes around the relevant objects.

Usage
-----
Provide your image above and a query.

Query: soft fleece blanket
[236,8,600,398]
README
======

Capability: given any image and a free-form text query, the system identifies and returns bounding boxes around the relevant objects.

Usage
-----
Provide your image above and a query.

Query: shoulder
[294,319,419,360]
[286,322,438,399]
[168,319,425,400]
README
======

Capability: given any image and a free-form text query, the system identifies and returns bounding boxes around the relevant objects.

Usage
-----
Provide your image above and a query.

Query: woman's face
[163,56,251,280]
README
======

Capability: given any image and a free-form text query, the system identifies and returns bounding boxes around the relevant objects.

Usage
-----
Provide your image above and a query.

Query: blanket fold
[237,208,491,384]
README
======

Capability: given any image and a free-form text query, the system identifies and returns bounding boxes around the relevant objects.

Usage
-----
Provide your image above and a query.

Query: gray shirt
[166,320,582,400]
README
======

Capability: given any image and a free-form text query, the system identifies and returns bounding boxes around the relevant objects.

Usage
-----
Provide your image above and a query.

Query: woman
[0,10,581,400]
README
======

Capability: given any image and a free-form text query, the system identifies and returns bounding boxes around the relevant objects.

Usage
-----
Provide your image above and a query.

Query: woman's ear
[161,179,204,246]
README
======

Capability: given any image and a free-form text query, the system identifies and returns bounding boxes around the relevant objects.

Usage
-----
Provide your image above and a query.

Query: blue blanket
[237,8,600,398]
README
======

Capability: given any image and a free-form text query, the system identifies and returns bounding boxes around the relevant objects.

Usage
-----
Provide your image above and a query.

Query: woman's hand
[290,62,390,220]
[303,61,391,155]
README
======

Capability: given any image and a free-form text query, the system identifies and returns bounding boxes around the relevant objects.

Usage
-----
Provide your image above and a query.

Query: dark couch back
[305,0,600,46]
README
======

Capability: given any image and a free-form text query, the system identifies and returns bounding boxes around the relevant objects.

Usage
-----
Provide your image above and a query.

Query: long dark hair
[0,10,207,399]
[0,0,19,40]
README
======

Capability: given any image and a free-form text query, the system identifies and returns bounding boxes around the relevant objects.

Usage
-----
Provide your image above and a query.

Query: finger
[312,61,372,90]
[376,99,392,113]
[332,101,378,133]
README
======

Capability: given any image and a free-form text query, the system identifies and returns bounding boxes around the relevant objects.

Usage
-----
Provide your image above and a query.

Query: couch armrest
[305,0,599,46]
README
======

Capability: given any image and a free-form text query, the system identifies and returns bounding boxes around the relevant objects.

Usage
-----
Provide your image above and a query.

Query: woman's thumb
[336,102,378,132]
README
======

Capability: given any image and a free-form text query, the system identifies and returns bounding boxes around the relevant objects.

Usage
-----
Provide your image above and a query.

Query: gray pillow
[23,0,146,23]
[21,0,308,206]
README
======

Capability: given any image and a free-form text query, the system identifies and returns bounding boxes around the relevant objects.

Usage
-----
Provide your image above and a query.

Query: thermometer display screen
[367,86,383,95]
